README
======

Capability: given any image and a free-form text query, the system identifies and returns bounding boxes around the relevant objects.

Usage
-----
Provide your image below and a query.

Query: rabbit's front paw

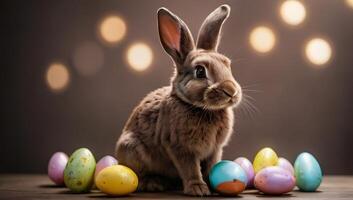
[184,180,211,196]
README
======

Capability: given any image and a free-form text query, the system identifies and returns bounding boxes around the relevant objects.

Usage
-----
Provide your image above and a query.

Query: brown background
[1,0,353,174]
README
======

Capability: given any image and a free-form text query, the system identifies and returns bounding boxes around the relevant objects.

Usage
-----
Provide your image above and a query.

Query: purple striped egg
[254,166,295,195]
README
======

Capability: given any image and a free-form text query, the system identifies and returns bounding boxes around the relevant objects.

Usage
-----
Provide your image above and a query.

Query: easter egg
[253,147,278,173]
[96,165,138,196]
[294,152,322,192]
[48,152,68,185]
[95,155,118,178]
[209,160,247,195]
[254,166,295,195]
[277,157,294,175]
[64,148,96,193]
[234,157,255,187]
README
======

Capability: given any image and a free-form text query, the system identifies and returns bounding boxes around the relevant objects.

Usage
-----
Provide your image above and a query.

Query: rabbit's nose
[220,80,237,97]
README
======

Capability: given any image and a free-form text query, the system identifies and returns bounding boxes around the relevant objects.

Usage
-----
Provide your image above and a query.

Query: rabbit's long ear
[196,5,230,51]
[158,8,195,65]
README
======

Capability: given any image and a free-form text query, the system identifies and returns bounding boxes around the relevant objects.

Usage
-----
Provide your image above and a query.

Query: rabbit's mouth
[203,84,242,110]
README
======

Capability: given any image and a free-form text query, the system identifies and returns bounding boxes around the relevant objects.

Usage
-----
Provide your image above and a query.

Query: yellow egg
[95,165,138,196]
[253,147,279,173]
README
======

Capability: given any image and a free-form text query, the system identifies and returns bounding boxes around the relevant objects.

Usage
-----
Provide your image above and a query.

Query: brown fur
[115,5,242,196]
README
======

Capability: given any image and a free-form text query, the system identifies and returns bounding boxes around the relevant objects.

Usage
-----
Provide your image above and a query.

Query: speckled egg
[96,165,138,196]
[234,157,255,188]
[95,155,118,178]
[294,152,322,192]
[253,147,279,173]
[64,148,96,193]
[254,166,296,195]
[48,152,68,185]
[277,157,294,175]
[209,160,247,195]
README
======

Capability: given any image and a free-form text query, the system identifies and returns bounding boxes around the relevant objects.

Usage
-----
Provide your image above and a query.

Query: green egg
[64,148,96,193]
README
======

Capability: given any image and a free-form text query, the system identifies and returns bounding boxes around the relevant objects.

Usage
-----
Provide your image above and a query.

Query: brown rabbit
[115,4,242,196]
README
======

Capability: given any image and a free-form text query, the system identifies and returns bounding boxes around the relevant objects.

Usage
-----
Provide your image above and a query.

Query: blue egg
[209,160,247,195]
[294,152,322,192]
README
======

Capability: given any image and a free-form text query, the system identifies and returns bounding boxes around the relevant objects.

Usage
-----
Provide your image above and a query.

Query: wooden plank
[0,174,352,199]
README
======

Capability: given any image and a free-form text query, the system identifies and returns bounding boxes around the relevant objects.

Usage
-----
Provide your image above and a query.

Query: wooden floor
[0,174,352,199]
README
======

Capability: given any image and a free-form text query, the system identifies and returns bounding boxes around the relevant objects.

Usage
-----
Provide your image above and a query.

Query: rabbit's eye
[195,65,207,79]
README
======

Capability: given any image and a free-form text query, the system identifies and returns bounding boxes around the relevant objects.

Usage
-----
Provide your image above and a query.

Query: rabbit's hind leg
[115,132,147,177]
[115,132,178,192]
[116,132,169,191]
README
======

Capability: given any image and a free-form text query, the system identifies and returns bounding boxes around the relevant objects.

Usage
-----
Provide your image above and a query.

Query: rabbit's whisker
[242,89,262,93]
[235,92,259,120]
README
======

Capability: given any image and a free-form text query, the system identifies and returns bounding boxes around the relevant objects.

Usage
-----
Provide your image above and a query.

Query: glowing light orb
[99,16,126,44]
[280,0,306,26]
[249,26,276,53]
[73,42,104,76]
[346,0,353,8]
[305,38,332,66]
[127,43,153,71]
[46,63,70,92]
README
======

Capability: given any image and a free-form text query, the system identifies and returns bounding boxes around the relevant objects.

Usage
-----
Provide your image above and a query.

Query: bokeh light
[280,0,306,26]
[73,42,104,76]
[249,26,276,53]
[46,63,70,92]
[99,16,126,44]
[127,43,153,72]
[346,0,353,8]
[305,38,332,66]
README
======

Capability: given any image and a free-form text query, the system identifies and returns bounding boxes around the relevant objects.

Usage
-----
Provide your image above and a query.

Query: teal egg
[294,152,322,192]
[64,148,96,193]
[209,160,247,195]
